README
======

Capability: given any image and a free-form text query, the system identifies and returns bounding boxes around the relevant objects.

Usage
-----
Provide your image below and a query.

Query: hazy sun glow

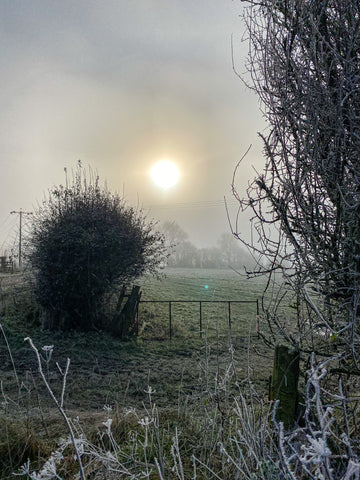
[151,160,179,189]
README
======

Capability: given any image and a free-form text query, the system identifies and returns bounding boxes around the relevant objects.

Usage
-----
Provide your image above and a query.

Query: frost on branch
[276,354,360,480]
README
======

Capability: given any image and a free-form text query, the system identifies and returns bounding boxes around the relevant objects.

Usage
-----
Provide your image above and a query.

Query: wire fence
[138,299,260,340]
[0,276,261,343]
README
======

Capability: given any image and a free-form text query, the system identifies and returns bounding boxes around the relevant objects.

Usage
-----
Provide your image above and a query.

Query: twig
[0,323,20,390]
[24,337,86,480]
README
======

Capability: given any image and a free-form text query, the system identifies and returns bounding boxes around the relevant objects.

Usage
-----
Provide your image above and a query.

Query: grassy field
[137,268,264,341]
[0,267,278,478]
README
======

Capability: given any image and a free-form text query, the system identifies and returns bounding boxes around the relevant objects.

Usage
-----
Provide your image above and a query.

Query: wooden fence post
[270,345,300,428]
[169,301,172,340]
[110,285,142,339]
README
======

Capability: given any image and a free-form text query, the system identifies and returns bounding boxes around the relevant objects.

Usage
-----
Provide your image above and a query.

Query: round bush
[28,166,166,331]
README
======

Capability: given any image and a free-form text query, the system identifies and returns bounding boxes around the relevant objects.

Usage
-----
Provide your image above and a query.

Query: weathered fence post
[228,301,231,332]
[110,285,142,339]
[115,285,127,313]
[169,301,172,340]
[270,345,300,428]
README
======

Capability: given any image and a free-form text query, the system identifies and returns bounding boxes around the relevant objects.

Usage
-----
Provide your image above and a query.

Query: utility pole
[10,209,33,269]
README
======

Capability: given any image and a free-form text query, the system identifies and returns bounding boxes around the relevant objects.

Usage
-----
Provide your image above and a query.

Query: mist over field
[0,0,265,255]
[1,0,360,478]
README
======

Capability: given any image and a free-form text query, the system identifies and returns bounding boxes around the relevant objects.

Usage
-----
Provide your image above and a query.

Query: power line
[0,213,15,230]
[145,199,239,211]
[0,215,18,254]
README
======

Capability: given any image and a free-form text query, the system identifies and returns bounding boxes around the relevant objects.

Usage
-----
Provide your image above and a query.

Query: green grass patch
[137,268,264,340]
[0,267,279,478]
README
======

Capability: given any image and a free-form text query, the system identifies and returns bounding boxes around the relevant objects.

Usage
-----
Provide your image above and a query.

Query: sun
[151,160,179,190]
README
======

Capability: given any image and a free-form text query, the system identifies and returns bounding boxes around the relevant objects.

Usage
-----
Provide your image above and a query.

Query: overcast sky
[0,0,266,253]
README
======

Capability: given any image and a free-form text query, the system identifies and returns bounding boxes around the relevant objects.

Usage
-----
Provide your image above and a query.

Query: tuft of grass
[0,417,53,479]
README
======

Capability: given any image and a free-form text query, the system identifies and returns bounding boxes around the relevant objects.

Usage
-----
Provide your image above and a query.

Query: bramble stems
[24,336,86,480]
[0,323,20,390]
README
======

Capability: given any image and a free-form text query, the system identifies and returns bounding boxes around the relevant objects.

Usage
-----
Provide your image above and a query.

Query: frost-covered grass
[3,331,359,480]
[1,268,359,479]
[0,269,273,478]
[3,332,280,480]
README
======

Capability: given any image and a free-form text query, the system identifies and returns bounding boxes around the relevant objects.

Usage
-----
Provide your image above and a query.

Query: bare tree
[230,4,360,475]
[233,0,360,360]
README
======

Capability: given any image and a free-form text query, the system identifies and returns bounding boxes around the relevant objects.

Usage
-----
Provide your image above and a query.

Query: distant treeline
[161,221,254,269]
